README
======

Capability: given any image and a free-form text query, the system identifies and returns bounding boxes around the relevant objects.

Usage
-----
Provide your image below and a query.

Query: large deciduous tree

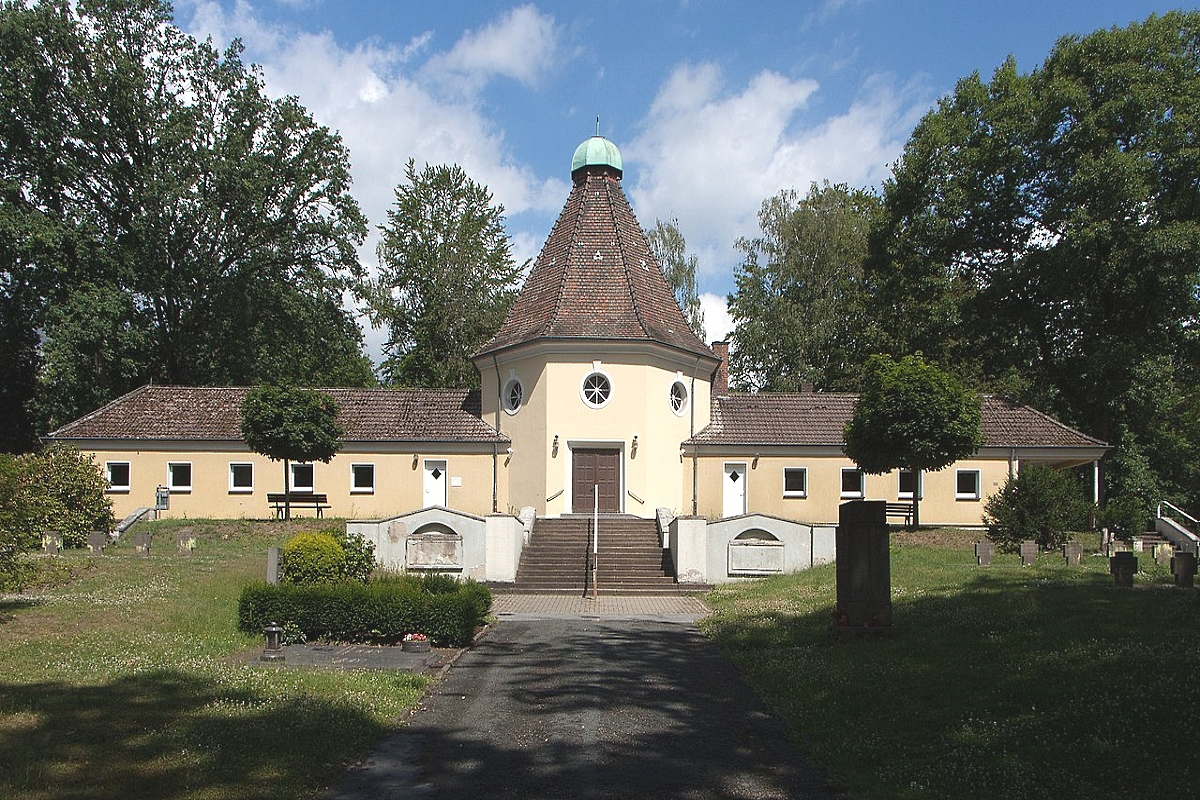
[365,160,522,388]
[0,0,372,440]
[729,182,879,392]
[240,385,342,521]
[646,218,705,341]
[843,354,983,527]
[868,12,1200,509]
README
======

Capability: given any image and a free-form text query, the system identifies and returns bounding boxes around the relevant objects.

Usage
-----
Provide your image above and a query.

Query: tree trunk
[283,458,291,521]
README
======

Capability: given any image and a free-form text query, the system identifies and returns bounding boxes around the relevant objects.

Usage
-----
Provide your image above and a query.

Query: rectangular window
[840,467,864,499]
[290,462,315,492]
[229,463,253,493]
[783,467,807,498]
[956,469,981,500]
[898,468,921,500]
[351,463,375,494]
[106,461,130,493]
[167,462,192,493]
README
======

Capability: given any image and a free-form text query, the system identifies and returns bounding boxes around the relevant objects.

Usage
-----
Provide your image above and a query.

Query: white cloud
[627,63,923,291]
[421,4,560,94]
[699,292,735,343]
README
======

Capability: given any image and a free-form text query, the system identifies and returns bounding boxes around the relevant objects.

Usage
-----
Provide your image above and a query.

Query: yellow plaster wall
[480,345,712,517]
[689,451,1012,526]
[85,445,502,521]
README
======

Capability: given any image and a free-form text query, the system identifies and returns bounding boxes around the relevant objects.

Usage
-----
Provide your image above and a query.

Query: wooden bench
[267,492,330,519]
[885,502,914,526]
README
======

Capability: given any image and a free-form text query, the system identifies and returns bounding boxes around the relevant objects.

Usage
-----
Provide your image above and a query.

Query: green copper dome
[571,135,622,176]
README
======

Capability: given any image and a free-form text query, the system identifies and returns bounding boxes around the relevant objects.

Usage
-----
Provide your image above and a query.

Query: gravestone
[1171,552,1196,589]
[1019,540,1038,566]
[175,532,195,557]
[1062,540,1083,567]
[834,500,892,633]
[266,546,280,584]
[131,530,152,556]
[87,531,108,555]
[1155,545,1173,566]
[974,540,994,566]
[41,531,62,556]
[1110,551,1137,587]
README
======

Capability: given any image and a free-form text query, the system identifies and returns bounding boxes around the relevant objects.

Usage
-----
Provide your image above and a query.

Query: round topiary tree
[983,465,1092,552]
[280,531,347,584]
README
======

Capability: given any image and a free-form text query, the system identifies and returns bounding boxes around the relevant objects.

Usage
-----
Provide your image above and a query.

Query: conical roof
[475,137,713,360]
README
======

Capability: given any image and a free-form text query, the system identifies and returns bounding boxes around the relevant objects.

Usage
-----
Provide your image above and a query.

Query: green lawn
[702,530,1200,800]
[0,519,425,800]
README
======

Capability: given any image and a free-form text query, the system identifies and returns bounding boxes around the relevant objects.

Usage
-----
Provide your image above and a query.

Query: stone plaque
[266,546,280,584]
[405,532,462,570]
[175,531,195,556]
[1155,545,1173,566]
[975,540,994,566]
[87,531,107,555]
[1062,540,1082,567]
[1019,541,1038,566]
[42,531,63,556]
[728,540,785,575]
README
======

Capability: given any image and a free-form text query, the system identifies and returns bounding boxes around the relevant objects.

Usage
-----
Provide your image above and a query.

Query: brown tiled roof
[687,393,1107,450]
[47,385,508,444]
[474,167,714,359]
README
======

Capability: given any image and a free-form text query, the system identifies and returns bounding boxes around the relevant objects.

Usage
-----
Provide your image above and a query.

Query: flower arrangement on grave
[403,632,428,642]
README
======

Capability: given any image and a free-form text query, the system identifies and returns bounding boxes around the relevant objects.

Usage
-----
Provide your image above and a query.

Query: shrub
[984,465,1092,552]
[327,527,376,582]
[280,532,346,584]
[0,445,113,552]
[1096,495,1153,540]
[238,577,490,647]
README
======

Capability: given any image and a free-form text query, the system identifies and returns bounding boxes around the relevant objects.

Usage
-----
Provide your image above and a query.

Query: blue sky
[178,1,1185,349]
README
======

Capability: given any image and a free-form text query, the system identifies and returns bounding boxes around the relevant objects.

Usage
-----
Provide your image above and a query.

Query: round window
[580,371,612,408]
[669,380,688,416]
[503,378,523,415]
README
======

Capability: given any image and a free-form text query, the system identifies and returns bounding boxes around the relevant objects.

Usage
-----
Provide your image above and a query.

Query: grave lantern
[261,623,285,662]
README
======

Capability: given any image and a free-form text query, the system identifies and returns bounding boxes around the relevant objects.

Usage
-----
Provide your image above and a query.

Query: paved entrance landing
[492,593,709,621]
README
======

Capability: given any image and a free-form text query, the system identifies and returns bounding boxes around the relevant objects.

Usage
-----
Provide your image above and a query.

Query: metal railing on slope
[1156,501,1200,556]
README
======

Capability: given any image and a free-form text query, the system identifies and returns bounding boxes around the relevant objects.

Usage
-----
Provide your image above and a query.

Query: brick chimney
[711,341,729,396]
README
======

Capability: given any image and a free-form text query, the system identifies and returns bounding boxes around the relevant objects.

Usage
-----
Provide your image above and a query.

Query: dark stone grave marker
[131,530,152,555]
[1062,540,1082,567]
[42,531,62,556]
[834,500,892,635]
[1171,552,1196,589]
[1020,540,1038,566]
[266,546,280,584]
[1110,551,1138,586]
[975,540,994,566]
[87,531,107,556]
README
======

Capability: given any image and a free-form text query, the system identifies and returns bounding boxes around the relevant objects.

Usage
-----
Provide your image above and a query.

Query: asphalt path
[324,615,835,799]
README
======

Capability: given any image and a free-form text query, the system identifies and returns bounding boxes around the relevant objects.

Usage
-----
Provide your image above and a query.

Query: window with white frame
[229,463,253,493]
[291,462,315,492]
[840,467,864,498]
[669,380,689,416]
[580,370,613,408]
[898,468,921,500]
[956,469,981,500]
[783,467,808,498]
[167,462,192,493]
[351,463,375,494]
[106,461,130,493]
[503,377,524,415]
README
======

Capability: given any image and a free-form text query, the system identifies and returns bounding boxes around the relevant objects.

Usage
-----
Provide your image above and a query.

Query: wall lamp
[631,434,639,458]
[551,434,560,458]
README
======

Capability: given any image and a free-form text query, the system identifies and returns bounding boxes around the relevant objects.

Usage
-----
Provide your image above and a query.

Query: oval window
[669,380,688,416]
[503,378,523,415]
[580,371,612,408]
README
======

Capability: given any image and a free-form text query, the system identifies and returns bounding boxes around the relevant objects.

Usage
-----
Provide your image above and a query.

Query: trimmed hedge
[238,578,491,647]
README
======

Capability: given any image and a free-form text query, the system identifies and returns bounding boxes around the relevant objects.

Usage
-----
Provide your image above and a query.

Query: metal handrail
[592,484,599,600]
[1158,500,1199,532]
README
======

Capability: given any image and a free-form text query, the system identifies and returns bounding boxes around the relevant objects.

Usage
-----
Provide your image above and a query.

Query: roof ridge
[606,178,650,340]
[47,385,152,437]
[541,181,587,338]
[982,395,1107,446]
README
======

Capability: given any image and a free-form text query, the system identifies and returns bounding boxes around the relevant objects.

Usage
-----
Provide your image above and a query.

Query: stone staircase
[505,515,682,594]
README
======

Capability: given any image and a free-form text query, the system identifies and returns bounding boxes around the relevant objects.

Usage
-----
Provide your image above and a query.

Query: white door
[723,462,747,518]
[423,460,448,507]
